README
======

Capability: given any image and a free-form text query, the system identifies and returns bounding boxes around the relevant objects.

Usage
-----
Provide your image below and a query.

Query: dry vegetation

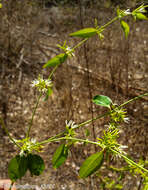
[0,0,148,189]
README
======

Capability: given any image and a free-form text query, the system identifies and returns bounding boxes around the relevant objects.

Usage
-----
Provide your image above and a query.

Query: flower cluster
[138,7,146,13]
[19,138,36,156]
[112,144,128,159]
[116,144,128,156]
[31,75,52,93]
[124,9,131,15]
[57,41,75,58]
[65,46,75,57]
[110,107,130,124]
[124,6,146,16]
[14,138,43,156]
[65,120,78,129]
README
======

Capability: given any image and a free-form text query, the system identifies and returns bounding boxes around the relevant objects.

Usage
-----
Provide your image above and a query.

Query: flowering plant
[0,3,148,189]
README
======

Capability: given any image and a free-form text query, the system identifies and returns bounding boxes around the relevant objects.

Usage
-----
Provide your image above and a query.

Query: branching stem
[110,148,148,174]
[38,92,148,143]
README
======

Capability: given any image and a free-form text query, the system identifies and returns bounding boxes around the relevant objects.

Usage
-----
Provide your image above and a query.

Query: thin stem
[47,131,65,141]
[72,18,119,52]
[70,4,147,53]
[119,93,148,108]
[26,92,42,138]
[35,112,108,145]
[110,148,148,174]
[133,5,148,13]
[73,38,88,50]
[36,93,148,146]
[108,165,129,172]
[9,181,14,190]
[77,92,148,129]
[100,16,119,30]
[33,136,148,174]
[77,112,109,129]
[33,136,104,149]
[0,117,21,149]
[48,65,58,79]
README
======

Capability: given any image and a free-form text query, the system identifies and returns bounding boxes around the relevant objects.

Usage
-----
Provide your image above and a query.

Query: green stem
[77,92,148,129]
[37,92,148,146]
[26,92,42,138]
[77,112,109,129]
[110,148,148,174]
[72,18,119,52]
[73,38,88,50]
[34,136,148,174]
[133,4,148,13]
[0,117,21,149]
[100,16,119,30]
[70,4,147,53]
[33,136,104,149]
[48,65,58,79]
[108,165,129,172]
[119,93,148,108]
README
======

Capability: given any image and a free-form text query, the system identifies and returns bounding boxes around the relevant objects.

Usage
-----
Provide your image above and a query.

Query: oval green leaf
[79,151,104,178]
[135,13,148,20]
[69,28,97,38]
[28,154,45,176]
[43,53,68,68]
[120,20,130,39]
[52,144,68,169]
[92,95,112,108]
[8,155,28,181]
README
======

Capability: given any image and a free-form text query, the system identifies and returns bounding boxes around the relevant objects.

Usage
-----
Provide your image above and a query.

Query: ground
[0,2,148,190]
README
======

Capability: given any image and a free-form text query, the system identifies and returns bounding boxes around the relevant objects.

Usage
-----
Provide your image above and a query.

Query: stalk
[26,92,42,138]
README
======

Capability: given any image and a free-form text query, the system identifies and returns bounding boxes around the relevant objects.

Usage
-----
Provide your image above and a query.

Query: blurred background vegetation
[0,0,148,189]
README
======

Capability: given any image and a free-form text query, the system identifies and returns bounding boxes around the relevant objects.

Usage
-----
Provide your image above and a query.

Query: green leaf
[92,95,112,108]
[8,155,28,181]
[135,13,148,20]
[79,151,104,178]
[69,28,97,38]
[28,154,45,176]
[120,20,130,39]
[52,144,68,169]
[44,88,53,101]
[43,53,68,68]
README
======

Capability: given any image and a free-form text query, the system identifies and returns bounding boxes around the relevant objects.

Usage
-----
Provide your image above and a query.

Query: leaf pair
[8,154,45,182]
[52,144,104,178]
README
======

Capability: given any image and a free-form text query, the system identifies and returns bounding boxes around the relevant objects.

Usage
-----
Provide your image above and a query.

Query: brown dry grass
[0,1,148,189]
